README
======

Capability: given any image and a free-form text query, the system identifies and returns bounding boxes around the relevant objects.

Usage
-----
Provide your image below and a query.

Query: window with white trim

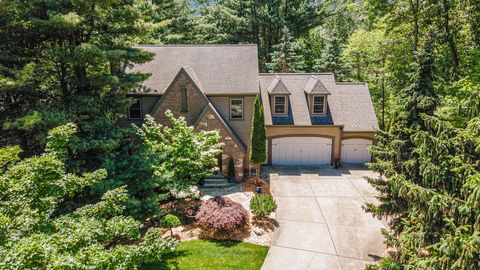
[128,98,142,119]
[230,98,244,119]
[312,95,325,114]
[273,95,287,114]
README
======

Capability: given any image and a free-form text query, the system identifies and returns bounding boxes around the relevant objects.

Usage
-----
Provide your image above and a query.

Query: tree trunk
[411,0,420,52]
[256,164,261,185]
[442,0,460,71]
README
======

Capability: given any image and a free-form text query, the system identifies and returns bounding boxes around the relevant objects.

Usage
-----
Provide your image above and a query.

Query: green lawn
[141,240,269,270]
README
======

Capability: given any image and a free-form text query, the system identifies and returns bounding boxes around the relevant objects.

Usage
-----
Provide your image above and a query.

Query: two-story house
[127,44,378,181]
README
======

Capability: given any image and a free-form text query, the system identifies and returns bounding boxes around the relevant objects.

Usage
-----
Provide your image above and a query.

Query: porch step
[205,174,226,179]
[200,183,242,196]
[202,181,232,188]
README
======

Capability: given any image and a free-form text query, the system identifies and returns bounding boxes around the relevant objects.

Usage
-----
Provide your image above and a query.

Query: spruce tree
[0,0,155,169]
[267,27,305,72]
[314,34,352,81]
[364,38,480,269]
[250,95,267,182]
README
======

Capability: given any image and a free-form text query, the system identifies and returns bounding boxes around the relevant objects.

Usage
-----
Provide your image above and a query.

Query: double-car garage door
[272,137,332,166]
[271,137,372,166]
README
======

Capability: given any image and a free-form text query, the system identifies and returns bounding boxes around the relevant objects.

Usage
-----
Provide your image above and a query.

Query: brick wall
[195,108,245,181]
[153,71,208,126]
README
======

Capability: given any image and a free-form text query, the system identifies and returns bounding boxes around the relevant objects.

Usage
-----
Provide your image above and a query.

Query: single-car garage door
[341,139,372,163]
[272,137,332,166]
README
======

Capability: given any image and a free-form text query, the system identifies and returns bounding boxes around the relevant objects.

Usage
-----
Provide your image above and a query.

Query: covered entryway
[341,139,372,163]
[271,137,332,166]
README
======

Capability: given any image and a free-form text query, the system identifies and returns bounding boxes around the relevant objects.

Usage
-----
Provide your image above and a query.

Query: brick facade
[195,108,245,181]
[152,70,208,126]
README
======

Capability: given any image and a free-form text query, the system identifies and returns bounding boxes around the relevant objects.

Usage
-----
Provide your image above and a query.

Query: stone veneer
[195,108,245,181]
[152,71,208,126]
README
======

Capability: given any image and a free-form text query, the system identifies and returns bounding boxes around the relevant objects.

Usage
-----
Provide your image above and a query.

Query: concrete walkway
[261,166,386,270]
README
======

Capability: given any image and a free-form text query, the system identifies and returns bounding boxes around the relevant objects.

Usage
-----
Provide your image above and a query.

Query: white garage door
[272,137,332,166]
[341,139,372,163]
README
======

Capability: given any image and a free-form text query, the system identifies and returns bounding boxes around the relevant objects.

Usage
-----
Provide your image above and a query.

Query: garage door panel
[341,139,372,163]
[272,137,332,166]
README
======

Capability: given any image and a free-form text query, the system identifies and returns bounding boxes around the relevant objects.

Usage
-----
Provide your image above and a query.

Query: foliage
[267,27,305,72]
[250,95,267,179]
[135,112,222,193]
[366,258,403,270]
[161,214,181,229]
[196,196,249,232]
[0,0,155,168]
[366,40,480,269]
[0,124,177,270]
[250,195,277,217]
[161,214,181,237]
[98,111,220,219]
[141,240,269,270]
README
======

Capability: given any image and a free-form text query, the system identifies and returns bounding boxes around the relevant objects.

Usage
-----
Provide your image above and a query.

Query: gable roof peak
[179,66,203,91]
[267,76,291,95]
[304,76,330,95]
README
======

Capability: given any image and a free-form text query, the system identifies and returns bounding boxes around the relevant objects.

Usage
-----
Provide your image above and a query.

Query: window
[273,95,287,114]
[313,95,325,114]
[129,98,142,119]
[181,87,188,112]
[230,98,244,119]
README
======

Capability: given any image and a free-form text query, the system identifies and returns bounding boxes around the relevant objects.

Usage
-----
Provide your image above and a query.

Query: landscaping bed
[141,239,269,270]
[160,192,277,246]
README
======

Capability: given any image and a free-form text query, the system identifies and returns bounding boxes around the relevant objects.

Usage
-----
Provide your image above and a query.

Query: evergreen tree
[142,0,197,44]
[250,95,266,181]
[267,27,305,72]
[0,0,155,170]
[314,34,352,81]
[363,38,480,269]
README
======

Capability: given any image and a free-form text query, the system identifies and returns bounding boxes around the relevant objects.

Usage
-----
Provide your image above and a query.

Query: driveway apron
[261,166,386,270]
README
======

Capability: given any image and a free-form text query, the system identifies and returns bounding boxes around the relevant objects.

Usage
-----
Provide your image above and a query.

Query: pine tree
[314,34,353,81]
[0,0,155,169]
[266,26,305,72]
[250,95,266,182]
[364,38,480,269]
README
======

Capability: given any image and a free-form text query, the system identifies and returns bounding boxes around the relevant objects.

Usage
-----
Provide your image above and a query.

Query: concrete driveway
[261,165,386,270]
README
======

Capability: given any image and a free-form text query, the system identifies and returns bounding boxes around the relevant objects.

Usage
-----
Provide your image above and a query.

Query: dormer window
[312,95,326,114]
[273,95,288,114]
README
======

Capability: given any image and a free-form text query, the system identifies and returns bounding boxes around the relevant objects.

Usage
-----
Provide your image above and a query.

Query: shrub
[250,195,277,217]
[379,258,402,270]
[196,196,249,231]
[161,214,181,236]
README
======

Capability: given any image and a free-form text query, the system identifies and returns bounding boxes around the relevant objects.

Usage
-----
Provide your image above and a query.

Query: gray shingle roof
[130,45,260,95]
[267,76,291,94]
[304,75,330,94]
[260,74,378,131]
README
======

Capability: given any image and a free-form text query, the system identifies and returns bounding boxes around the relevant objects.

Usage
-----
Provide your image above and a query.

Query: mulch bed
[242,177,271,195]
